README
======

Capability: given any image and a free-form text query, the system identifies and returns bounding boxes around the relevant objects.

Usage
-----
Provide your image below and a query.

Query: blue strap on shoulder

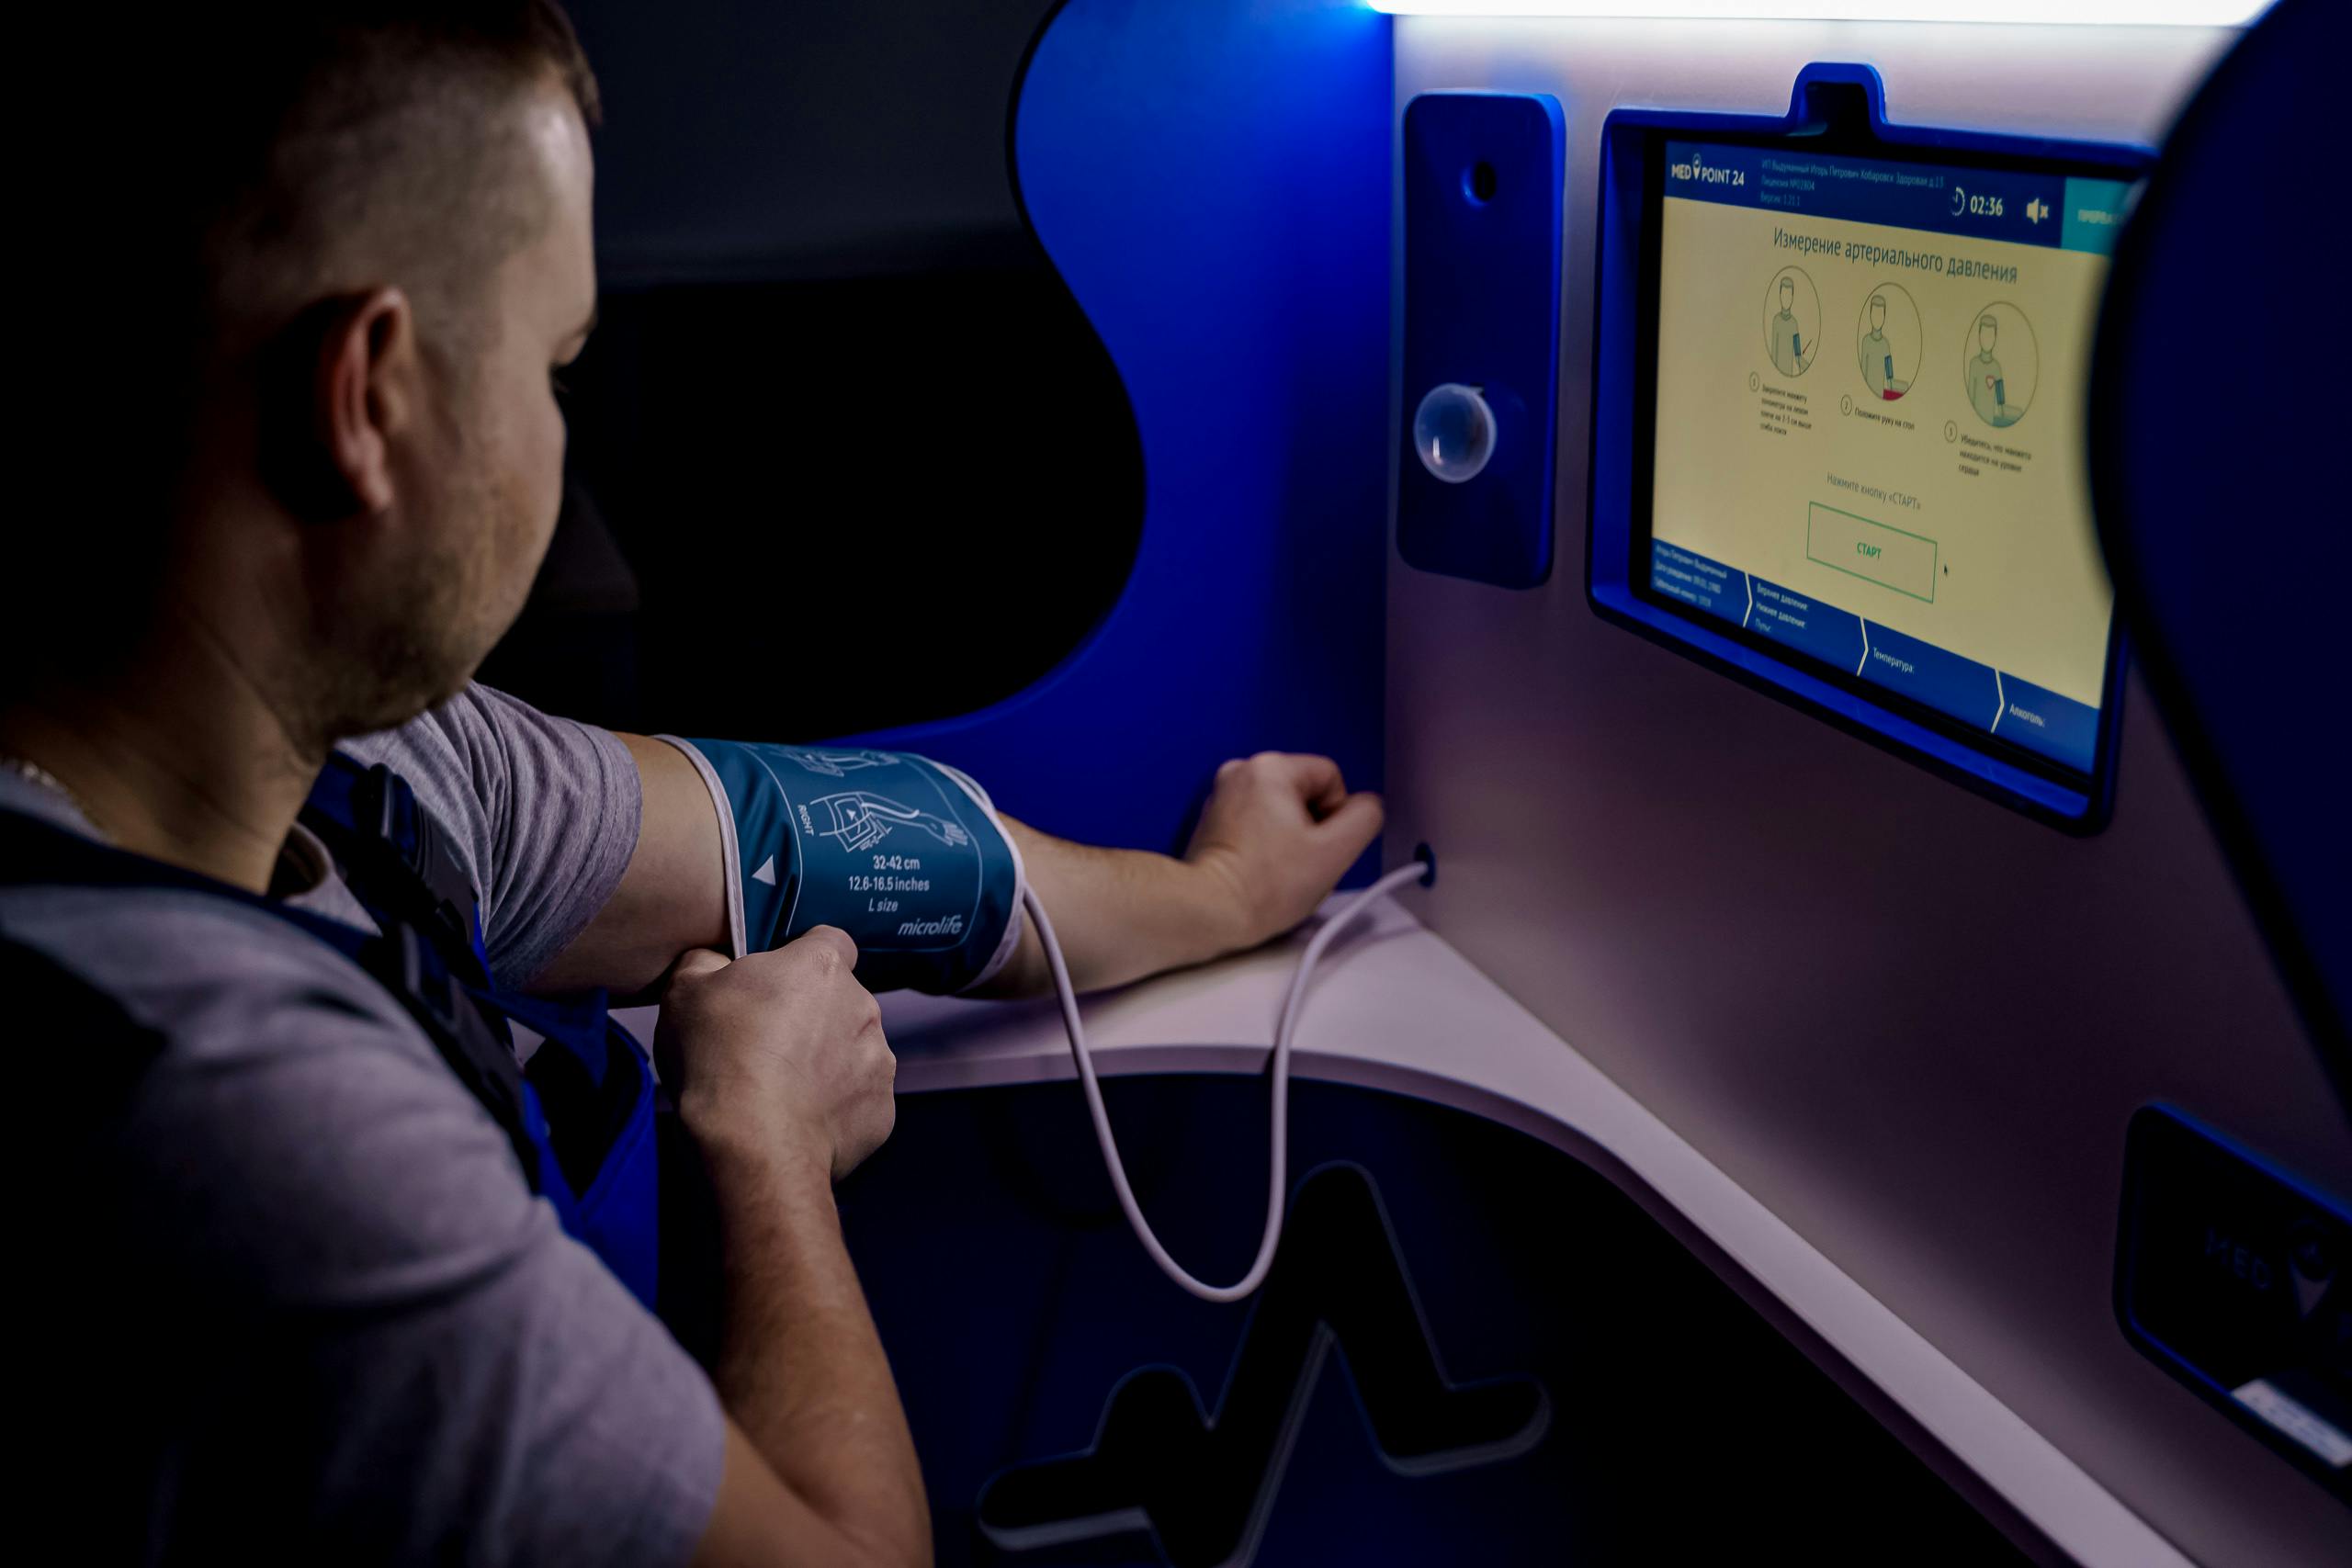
[301,757,662,1310]
[665,739,1024,995]
[0,799,553,1179]
[0,761,664,1313]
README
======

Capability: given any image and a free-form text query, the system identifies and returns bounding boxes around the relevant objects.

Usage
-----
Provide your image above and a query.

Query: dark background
[840,1076,2040,1565]
[478,0,1144,740]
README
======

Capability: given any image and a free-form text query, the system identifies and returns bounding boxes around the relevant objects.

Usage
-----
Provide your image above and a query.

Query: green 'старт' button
[1807,502,1936,603]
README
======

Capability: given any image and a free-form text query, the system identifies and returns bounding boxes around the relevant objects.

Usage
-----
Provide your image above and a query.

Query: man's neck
[0,617,325,894]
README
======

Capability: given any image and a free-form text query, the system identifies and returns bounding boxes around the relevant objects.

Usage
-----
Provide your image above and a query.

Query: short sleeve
[343,683,643,987]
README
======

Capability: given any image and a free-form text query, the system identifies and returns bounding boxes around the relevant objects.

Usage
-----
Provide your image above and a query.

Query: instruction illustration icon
[812,792,974,854]
[1856,283,1921,401]
[1962,300,2038,429]
[1762,266,1820,378]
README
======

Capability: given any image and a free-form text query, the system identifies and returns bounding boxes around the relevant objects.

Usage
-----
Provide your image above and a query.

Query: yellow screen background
[1651,194,2113,706]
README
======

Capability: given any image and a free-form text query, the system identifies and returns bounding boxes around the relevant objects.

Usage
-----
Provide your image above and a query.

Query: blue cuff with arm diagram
[659,738,1024,995]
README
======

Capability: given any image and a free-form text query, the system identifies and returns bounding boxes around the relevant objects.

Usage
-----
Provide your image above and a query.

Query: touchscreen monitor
[1640,138,2135,779]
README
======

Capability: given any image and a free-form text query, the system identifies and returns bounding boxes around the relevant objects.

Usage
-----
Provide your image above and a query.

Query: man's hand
[973,751,1385,999]
[1184,752,1385,953]
[656,929,896,1182]
[659,929,931,1568]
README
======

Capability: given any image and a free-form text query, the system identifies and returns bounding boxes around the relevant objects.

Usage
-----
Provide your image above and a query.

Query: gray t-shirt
[1,684,723,1564]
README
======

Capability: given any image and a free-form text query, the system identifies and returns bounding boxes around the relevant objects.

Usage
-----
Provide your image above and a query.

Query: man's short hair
[15,3,599,686]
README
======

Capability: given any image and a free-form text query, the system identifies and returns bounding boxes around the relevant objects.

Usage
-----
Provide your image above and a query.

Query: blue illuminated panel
[1661,140,2132,254]
[1588,64,2147,827]
[2118,1107,2352,1498]
[1648,130,2122,787]
[1648,540,2098,773]
[1397,92,1566,588]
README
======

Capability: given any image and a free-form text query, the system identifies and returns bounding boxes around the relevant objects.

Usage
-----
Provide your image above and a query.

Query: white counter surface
[858,891,2193,1568]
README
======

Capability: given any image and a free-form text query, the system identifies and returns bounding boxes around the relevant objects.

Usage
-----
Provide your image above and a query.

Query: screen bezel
[1627,124,2130,805]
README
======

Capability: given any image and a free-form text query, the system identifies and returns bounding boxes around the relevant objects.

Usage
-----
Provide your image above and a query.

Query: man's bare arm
[530,734,730,996]
[660,939,930,1568]
[536,739,1383,1000]
[975,753,1385,997]
[687,1132,930,1568]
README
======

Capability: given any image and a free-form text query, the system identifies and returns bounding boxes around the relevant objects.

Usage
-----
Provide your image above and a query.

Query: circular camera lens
[1412,382,1497,484]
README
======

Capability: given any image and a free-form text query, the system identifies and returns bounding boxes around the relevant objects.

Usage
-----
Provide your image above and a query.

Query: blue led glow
[1369,1,2267,22]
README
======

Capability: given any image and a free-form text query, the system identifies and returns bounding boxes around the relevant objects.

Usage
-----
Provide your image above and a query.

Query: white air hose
[1021,854,1431,1303]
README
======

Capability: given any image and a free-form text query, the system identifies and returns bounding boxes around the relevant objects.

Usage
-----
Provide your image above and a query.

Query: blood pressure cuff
[658,739,1025,995]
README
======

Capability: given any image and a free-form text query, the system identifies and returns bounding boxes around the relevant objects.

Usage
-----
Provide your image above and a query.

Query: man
[4,5,1380,1562]
[1769,273,1809,378]
[1860,292,1904,401]
[1969,312,2015,427]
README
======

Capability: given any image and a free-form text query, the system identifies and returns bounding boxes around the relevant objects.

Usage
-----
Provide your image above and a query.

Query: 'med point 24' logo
[1669,149,1745,187]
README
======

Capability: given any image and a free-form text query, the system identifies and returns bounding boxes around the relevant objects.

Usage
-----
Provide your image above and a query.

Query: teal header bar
[2062,177,2138,256]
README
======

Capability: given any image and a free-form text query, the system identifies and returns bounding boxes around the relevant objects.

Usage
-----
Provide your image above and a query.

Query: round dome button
[1412,382,1497,484]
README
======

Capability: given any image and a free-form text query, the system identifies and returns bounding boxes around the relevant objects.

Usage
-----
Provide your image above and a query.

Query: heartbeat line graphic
[977,1164,1550,1568]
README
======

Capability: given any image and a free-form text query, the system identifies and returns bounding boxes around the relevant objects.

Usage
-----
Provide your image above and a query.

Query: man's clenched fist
[1184,752,1385,953]
[657,927,897,1182]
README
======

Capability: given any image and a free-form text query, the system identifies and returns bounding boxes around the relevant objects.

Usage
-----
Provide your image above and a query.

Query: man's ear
[257,288,414,522]
[322,288,415,514]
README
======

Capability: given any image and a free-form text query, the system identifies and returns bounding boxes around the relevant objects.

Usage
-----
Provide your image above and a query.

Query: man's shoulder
[6,877,554,1308]
[9,872,725,1562]
[3,877,423,1066]
[341,682,644,988]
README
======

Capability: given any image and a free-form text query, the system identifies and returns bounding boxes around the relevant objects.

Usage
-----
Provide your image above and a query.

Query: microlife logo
[1669,150,1745,187]
[898,913,966,937]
